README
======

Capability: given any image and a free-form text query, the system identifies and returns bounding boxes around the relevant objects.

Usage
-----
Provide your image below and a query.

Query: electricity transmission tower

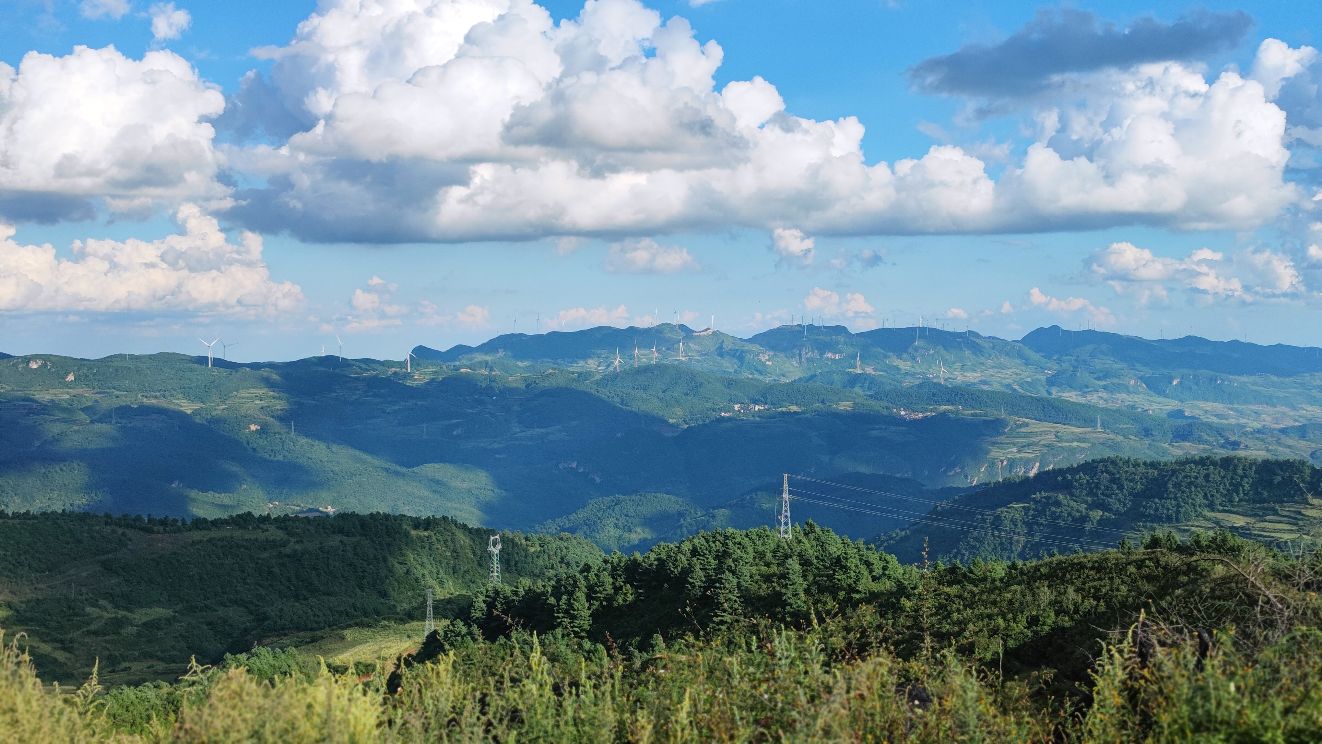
[778,473,792,539]
[488,534,502,584]
[424,587,434,636]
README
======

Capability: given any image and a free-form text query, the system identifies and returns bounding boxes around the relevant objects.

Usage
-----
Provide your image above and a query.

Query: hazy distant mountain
[1022,325,1322,377]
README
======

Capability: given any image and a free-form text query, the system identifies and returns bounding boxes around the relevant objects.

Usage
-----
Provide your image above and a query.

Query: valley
[2,323,1321,553]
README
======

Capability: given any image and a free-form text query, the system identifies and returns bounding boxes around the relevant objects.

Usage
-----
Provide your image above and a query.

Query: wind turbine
[199,337,220,368]
[336,335,343,362]
[613,348,623,373]
[221,341,237,360]
[406,350,417,373]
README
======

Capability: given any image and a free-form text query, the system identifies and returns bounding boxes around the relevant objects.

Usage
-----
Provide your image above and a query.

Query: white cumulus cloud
[0,45,224,221]
[1028,287,1115,326]
[1089,241,1305,302]
[551,304,631,329]
[803,287,874,319]
[771,228,815,267]
[605,238,697,273]
[0,205,302,314]
[1307,243,1322,266]
[416,301,492,329]
[80,0,131,20]
[149,3,191,42]
[219,1,1309,243]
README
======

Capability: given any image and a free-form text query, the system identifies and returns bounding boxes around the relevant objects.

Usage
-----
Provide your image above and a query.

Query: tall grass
[3,624,1320,742]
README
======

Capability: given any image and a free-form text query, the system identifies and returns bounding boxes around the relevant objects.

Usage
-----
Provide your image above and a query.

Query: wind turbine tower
[336,335,344,362]
[221,340,237,360]
[406,351,417,373]
[613,348,623,373]
[199,337,220,368]
[854,352,862,373]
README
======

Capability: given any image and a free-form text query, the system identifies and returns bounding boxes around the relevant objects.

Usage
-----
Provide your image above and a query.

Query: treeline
[4,527,1320,741]
[467,525,1297,693]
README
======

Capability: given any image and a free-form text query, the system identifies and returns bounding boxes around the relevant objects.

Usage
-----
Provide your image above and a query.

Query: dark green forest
[883,456,1322,560]
[4,519,1320,741]
[0,511,597,685]
[2,454,1321,689]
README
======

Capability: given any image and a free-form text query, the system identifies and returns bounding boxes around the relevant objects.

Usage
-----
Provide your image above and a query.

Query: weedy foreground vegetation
[2,525,1321,742]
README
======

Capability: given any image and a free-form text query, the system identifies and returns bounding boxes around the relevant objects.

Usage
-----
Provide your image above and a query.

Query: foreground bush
[4,621,1320,743]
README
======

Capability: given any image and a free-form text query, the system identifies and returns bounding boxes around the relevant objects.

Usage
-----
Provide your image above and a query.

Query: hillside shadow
[0,396,316,517]
[266,367,1005,532]
[266,372,685,524]
[674,411,1003,507]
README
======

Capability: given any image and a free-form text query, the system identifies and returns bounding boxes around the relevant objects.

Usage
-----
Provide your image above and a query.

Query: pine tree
[712,570,743,629]
[780,555,809,623]
[555,576,592,639]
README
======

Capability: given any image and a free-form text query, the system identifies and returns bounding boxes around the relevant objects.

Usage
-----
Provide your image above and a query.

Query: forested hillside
[0,512,598,685]
[3,524,1319,741]
[882,456,1322,561]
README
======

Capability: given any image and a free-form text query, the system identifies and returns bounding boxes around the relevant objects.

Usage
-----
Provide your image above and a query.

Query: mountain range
[2,323,1321,552]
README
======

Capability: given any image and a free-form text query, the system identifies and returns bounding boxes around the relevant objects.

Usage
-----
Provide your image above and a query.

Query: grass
[265,621,427,672]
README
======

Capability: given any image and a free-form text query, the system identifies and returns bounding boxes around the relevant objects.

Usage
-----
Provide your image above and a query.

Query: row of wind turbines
[198,335,346,367]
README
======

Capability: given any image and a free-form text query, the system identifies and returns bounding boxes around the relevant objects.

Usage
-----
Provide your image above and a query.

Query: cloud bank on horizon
[0,0,1320,351]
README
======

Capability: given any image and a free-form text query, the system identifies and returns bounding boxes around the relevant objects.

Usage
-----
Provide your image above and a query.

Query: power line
[790,493,1114,552]
[790,486,1120,551]
[789,474,1132,537]
[789,484,1132,541]
[791,491,1114,551]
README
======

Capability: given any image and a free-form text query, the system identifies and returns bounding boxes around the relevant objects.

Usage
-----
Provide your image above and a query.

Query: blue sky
[1,0,1320,360]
